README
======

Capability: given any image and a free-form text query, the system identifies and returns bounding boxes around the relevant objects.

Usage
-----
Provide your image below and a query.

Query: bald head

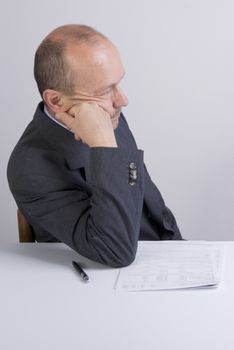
[45,24,108,46]
[34,24,111,96]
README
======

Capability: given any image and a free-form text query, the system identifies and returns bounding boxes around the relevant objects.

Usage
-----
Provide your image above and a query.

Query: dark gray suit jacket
[7,102,182,267]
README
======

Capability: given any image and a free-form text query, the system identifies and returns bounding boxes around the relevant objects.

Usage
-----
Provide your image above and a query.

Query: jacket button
[129,162,137,170]
[129,162,137,185]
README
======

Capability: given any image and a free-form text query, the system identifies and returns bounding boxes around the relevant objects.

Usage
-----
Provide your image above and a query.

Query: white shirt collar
[44,104,70,131]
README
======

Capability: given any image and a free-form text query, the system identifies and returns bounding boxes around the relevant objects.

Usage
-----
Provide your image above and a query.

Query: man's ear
[43,89,67,113]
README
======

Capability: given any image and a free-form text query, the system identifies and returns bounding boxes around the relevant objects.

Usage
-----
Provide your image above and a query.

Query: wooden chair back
[17,209,35,242]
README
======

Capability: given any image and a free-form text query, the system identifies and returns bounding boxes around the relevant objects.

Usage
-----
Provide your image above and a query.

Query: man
[7,24,182,267]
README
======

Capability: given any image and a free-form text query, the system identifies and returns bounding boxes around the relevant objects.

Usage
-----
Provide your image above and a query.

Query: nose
[113,86,128,108]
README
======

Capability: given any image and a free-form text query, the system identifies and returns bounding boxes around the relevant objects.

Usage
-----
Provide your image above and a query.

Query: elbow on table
[78,221,139,268]
[107,248,137,268]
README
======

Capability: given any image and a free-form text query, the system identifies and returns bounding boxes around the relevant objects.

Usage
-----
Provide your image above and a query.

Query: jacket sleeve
[9,147,145,268]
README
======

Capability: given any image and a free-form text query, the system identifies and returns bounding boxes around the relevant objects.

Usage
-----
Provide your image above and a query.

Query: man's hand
[55,103,118,148]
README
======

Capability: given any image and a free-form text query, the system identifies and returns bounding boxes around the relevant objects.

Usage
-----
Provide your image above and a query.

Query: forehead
[65,41,125,92]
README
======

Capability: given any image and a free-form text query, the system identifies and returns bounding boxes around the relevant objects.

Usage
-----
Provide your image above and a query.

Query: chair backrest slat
[17,209,35,242]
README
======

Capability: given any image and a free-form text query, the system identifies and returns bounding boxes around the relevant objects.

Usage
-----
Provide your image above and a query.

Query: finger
[68,103,83,116]
[55,112,74,130]
[74,135,82,141]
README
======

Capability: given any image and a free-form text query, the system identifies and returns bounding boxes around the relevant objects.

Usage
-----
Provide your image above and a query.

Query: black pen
[72,261,90,282]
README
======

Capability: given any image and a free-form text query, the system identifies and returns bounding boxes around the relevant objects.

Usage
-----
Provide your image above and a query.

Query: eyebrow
[94,72,126,94]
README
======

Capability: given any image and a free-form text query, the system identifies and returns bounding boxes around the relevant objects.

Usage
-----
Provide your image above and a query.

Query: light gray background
[1,0,233,243]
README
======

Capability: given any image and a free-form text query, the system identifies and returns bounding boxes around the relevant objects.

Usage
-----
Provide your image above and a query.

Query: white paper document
[114,241,224,291]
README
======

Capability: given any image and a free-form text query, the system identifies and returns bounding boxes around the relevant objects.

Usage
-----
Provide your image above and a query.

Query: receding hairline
[42,24,110,48]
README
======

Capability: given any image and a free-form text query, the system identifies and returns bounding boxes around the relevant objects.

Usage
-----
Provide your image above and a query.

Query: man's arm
[8,103,145,267]
[9,147,144,267]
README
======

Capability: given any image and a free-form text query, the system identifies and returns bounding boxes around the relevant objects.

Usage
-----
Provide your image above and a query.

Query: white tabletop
[0,242,234,350]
